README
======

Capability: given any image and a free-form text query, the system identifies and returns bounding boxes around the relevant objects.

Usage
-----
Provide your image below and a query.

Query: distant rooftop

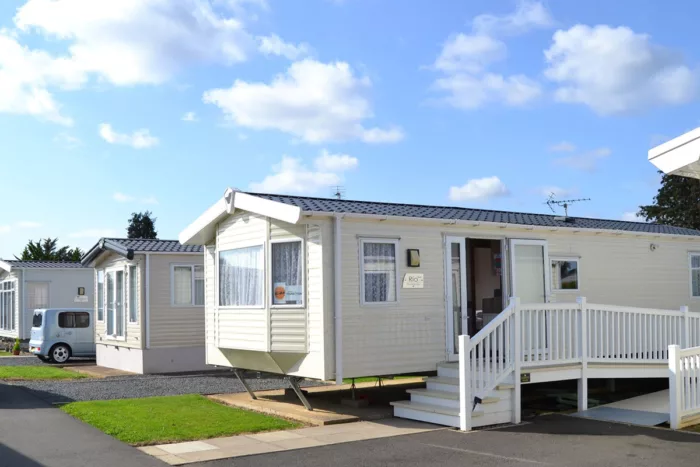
[249,192,700,237]
[104,238,203,253]
[0,260,88,271]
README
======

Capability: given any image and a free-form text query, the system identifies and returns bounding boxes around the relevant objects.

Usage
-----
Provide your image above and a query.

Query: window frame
[270,238,305,309]
[690,253,700,298]
[217,242,266,310]
[0,280,16,332]
[128,265,138,323]
[104,267,127,341]
[550,256,581,293]
[96,270,105,322]
[170,264,205,307]
[359,237,401,306]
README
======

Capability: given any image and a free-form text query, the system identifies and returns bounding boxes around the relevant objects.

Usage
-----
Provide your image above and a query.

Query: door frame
[508,238,552,303]
[445,236,468,361]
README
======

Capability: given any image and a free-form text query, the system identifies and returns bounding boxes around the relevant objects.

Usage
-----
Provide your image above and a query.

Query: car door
[56,311,77,349]
[72,312,93,355]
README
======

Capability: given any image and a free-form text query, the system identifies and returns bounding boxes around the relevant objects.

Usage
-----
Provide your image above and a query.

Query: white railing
[669,344,700,429]
[459,297,700,431]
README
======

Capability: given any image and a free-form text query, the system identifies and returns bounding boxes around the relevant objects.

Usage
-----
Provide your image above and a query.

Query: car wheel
[50,344,71,364]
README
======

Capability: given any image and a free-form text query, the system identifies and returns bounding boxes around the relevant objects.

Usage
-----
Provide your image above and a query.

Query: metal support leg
[288,376,313,411]
[234,369,257,400]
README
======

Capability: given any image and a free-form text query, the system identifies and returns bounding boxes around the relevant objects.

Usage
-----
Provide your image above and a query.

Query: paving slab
[572,389,671,426]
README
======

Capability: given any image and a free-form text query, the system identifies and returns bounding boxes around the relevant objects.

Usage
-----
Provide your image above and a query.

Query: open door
[509,239,550,304]
[445,236,468,361]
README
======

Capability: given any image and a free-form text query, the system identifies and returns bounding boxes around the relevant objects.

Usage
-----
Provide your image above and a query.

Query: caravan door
[445,236,468,361]
[509,239,550,304]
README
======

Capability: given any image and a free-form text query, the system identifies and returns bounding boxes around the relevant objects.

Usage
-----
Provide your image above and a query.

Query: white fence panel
[670,345,700,429]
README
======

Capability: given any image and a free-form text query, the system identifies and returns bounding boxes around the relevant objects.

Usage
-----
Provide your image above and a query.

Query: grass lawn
[0,366,86,380]
[61,394,301,445]
[0,351,12,357]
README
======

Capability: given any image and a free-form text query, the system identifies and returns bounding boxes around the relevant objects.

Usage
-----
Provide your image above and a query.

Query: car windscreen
[32,312,42,328]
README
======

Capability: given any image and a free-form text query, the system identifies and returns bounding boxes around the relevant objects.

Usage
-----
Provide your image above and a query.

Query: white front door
[445,236,468,360]
[509,239,551,304]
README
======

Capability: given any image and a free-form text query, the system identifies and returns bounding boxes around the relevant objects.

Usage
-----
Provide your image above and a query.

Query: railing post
[511,297,521,424]
[669,344,682,429]
[458,334,471,431]
[681,306,690,349]
[577,297,588,412]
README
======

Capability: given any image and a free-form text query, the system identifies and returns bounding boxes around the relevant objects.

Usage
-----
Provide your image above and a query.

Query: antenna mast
[332,186,346,200]
[545,193,590,217]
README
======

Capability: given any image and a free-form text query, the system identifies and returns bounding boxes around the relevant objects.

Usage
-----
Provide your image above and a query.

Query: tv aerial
[332,186,346,200]
[545,193,590,218]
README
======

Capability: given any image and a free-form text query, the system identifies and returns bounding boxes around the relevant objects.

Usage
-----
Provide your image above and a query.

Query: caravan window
[271,240,304,306]
[360,239,399,304]
[691,254,700,297]
[0,281,16,331]
[171,265,205,307]
[551,257,580,292]
[219,245,264,307]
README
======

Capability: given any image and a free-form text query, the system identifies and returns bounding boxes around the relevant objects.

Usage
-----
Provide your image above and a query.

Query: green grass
[60,394,301,445]
[0,351,12,357]
[0,366,85,380]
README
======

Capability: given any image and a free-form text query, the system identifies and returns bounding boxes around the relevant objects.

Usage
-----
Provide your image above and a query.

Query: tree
[16,238,83,261]
[638,172,700,229]
[127,211,158,239]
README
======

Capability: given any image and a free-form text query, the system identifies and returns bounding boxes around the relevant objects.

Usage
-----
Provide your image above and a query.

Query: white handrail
[670,344,700,429]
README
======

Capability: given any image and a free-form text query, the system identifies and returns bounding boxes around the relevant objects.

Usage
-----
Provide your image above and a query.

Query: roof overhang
[0,260,12,273]
[81,238,135,267]
[179,189,302,245]
[649,127,700,178]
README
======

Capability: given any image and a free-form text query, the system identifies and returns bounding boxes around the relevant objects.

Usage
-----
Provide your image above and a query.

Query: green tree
[127,211,158,239]
[16,238,83,261]
[638,172,700,229]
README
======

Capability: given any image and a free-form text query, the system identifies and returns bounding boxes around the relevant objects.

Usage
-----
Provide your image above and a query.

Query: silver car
[28,308,95,363]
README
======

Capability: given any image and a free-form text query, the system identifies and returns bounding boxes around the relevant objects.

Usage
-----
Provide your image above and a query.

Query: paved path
[196,414,700,467]
[0,384,162,467]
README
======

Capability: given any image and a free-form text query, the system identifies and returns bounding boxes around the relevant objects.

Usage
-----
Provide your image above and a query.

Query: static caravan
[0,260,94,341]
[81,238,205,374]
[179,189,700,427]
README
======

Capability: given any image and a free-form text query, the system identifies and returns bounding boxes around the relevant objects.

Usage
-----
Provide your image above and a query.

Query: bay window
[271,240,304,306]
[172,265,205,306]
[104,269,126,339]
[128,265,138,323]
[360,239,399,304]
[0,281,16,331]
[219,245,264,307]
[97,270,104,322]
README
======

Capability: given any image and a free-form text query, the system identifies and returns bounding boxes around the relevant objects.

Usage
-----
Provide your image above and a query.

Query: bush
[12,339,20,353]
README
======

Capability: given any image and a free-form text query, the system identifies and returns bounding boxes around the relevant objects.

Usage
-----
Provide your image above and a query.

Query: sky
[0,0,697,258]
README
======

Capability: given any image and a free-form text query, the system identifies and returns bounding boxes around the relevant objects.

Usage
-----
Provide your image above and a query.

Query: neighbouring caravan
[81,238,205,374]
[0,260,94,341]
[179,188,700,386]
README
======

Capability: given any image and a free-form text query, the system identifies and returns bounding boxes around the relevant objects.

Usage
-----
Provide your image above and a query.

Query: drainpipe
[334,214,343,385]
[145,253,151,350]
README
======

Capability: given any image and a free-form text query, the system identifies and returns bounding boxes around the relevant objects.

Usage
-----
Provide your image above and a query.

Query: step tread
[407,388,459,400]
[391,400,483,417]
[427,376,459,386]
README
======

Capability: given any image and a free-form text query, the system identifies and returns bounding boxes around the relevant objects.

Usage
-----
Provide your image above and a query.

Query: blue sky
[0,0,697,258]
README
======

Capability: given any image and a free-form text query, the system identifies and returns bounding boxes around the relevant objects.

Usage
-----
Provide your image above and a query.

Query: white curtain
[0,281,14,331]
[129,266,138,322]
[363,242,396,303]
[97,270,105,321]
[194,265,205,306]
[272,242,302,305]
[116,271,124,337]
[106,272,114,335]
[27,282,49,310]
[173,266,193,305]
[220,245,263,307]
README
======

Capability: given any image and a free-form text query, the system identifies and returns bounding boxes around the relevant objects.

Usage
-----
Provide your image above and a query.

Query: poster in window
[274,282,302,304]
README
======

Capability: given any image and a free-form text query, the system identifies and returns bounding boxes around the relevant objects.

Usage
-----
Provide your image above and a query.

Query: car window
[75,312,90,328]
[32,312,43,328]
[58,312,75,328]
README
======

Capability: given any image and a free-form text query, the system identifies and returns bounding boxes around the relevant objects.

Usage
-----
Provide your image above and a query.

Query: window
[551,257,580,292]
[219,245,264,307]
[691,254,700,297]
[271,240,303,306]
[128,266,138,323]
[116,270,124,337]
[105,270,125,339]
[0,281,16,331]
[97,270,104,322]
[32,312,42,328]
[360,239,398,304]
[58,312,90,328]
[172,265,205,306]
[27,282,49,311]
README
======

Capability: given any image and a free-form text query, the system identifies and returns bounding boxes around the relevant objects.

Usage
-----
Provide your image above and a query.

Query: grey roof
[105,238,203,253]
[2,260,88,269]
[250,193,700,237]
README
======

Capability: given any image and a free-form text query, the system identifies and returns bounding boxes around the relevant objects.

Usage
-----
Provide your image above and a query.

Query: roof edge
[81,238,134,267]
[0,260,12,273]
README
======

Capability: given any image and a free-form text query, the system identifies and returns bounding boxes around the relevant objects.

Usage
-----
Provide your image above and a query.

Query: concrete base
[97,344,211,374]
[341,398,370,408]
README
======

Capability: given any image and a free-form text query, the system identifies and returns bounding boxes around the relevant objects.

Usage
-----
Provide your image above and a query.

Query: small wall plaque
[77,287,86,296]
[520,373,531,383]
[402,273,424,289]
[407,249,420,267]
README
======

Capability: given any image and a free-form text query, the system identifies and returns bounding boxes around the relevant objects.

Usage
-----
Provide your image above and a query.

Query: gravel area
[9,371,326,404]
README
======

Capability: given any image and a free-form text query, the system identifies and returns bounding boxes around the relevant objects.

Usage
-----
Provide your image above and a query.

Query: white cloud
[549,141,576,152]
[622,211,646,222]
[203,59,403,143]
[430,1,550,109]
[250,150,358,194]
[544,25,697,115]
[449,176,509,201]
[553,147,611,172]
[113,192,158,204]
[69,228,119,239]
[99,123,159,149]
[182,111,198,122]
[258,34,311,60]
[16,221,42,228]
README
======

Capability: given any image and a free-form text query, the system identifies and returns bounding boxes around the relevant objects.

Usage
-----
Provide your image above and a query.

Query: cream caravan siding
[204,243,228,366]
[334,217,700,378]
[269,220,307,353]
[217,211,268,351]
[148,253,204,348]
[94,253,143,349]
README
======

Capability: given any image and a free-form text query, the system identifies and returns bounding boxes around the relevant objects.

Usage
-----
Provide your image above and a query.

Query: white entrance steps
[391,362,515,428]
